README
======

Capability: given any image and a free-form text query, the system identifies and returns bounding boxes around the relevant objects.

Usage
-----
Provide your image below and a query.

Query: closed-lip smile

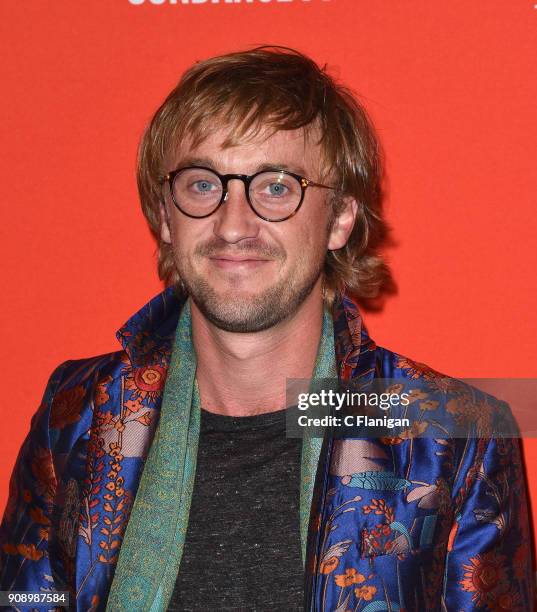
[211,255,270,262]
[209,254,272,269]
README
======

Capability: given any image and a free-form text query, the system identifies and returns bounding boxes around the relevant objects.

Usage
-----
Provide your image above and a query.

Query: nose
[212,178,260,244]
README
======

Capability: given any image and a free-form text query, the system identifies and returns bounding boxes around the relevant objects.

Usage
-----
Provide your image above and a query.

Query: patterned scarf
[106,299,336,611]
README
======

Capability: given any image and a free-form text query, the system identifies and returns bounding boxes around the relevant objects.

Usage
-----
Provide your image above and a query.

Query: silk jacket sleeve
[0,363,68,596]
[309,370,535,611]
[442,435,535,610]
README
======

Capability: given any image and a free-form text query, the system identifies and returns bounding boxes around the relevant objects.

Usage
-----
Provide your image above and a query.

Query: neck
[191,282,325,416]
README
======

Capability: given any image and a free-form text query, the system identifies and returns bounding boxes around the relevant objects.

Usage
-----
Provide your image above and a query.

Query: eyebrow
[173,156,308,177]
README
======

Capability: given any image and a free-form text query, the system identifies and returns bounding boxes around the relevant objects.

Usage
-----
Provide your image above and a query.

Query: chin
[191,278,322,335]
[195,294,288,333]
[181,258,323,332]
[203,314,277,334]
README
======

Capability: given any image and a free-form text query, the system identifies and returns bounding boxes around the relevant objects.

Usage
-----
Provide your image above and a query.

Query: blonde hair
[137,45,391,305]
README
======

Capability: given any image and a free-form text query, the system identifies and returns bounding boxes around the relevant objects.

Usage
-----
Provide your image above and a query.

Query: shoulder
[1,349,130,542]
[49,349,126,412]
[375,344,506,403]
[367,344,523,486]
[22,349,131,457]
[375,345,517,435]
[374,344,450,381]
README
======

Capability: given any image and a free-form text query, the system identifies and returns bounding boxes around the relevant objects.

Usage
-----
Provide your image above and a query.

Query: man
[0,47,533,611]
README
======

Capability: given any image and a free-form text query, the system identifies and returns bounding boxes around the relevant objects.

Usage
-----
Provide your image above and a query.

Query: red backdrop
[1,0,536,552]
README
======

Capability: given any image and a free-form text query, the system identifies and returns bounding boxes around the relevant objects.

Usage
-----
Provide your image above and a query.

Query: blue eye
[268,183,288,197]
[194,180,214,193]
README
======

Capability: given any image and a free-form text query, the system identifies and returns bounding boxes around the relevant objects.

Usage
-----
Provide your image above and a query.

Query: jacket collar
[116,287,185,368]
[116,286,377,380]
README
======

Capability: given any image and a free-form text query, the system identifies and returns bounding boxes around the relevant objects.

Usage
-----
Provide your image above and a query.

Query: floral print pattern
[0,288,534,611]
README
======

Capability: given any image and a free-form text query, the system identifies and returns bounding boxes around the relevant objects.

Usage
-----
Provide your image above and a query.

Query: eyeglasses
[162,166,336,222]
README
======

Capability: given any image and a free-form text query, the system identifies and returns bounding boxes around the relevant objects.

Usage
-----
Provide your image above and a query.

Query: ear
[327,197,359,250]
[159,201,172,245]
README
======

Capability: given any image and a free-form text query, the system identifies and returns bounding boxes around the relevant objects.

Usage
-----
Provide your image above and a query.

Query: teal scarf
[107,299,336,611]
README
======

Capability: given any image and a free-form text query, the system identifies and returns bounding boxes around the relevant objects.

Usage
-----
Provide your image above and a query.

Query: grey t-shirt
[166,406,304,611]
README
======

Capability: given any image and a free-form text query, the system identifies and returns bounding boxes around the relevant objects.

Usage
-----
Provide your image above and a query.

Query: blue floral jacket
[0,289,534,611]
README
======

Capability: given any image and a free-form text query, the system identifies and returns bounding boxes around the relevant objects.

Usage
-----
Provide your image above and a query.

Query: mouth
[208,255,273,270]
[209,253,273,273]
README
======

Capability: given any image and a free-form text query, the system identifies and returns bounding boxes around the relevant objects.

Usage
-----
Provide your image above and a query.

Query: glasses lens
[172,168,223,217]
[249,171,302,220]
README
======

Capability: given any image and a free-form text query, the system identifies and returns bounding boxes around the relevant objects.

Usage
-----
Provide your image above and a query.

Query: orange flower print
[319,540,352,574]
[395,356,441,380]
[136,412,152,426]
[406,388,429,403]
[419,400,439,411]
[29,506,51,525]
[320,556,339,574]
[398,421,429,439]
[95,376,112,407]
[50,385,85,429]
[89,595,100,612]
[379,436,403,445]
[447,397,494,437]
[17,543,44,561]
[335,568,366,587]
[38,527,50,541]
[380,421,428,445]
[460,552,507,606]
[2,543,18,555]
[385,383,404,395]
[125,365,166,402]
[96,410,114,429]
[446,397,465,417]
[362,499,395,522]
[31,447,56,506]
[124,398,143,414]
[354,585,377,601]
[136,366,162,388]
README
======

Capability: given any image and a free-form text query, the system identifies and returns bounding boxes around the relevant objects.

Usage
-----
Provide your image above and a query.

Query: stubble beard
[174,245,327,333]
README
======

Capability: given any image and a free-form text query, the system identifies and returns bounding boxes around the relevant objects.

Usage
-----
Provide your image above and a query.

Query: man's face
[160,123,356,333]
